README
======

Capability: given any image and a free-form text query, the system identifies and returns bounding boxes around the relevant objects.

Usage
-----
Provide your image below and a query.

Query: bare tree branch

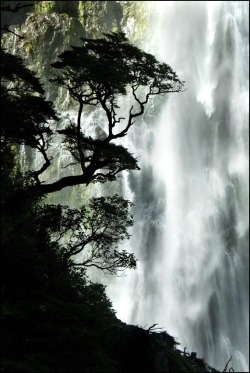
[222,356,232,372]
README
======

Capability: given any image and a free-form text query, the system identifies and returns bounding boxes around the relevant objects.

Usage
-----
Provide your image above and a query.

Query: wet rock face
[1,1,127,109]
[52,0,79,18]
[105,1,123,32]
[2,11,85,109]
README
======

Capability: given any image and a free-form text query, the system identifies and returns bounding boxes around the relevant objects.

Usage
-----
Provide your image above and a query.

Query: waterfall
[104,1,249,372]
[14,1,248,371]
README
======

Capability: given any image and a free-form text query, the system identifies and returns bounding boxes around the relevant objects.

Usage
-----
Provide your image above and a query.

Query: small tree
[39,194,136,275]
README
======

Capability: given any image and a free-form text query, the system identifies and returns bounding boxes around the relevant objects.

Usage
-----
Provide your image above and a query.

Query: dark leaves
[51,31,184,104]
[42,195,136,275]
[1,50,45,95]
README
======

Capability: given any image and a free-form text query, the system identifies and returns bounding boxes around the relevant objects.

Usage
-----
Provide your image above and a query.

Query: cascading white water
[104,1,249,372]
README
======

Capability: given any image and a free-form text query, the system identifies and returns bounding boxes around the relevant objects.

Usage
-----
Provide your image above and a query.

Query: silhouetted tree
[1,31,184,274]
[39,195,136,275]
[3,32,184,198]
[1,36,137,276]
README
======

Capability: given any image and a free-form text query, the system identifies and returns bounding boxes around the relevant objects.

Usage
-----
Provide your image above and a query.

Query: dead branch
[222,356,232,372]
[183,347,190,357]
[147,323,158,332]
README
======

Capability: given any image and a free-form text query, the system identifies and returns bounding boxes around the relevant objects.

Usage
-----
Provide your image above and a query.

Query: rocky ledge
[102,319,222,372]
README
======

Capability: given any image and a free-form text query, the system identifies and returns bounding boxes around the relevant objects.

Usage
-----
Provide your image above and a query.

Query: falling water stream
[16,1,249,371]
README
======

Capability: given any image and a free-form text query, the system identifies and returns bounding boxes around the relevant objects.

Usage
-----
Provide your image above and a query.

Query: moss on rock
[34,1,56,14]
[120,1,150,43]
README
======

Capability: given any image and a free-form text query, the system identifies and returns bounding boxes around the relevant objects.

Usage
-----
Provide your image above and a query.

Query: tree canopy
[39,195,136,275]
[2,32,184,199]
